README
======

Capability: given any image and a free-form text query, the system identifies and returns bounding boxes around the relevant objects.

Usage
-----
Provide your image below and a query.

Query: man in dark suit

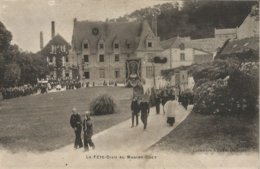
[139,96,150,130]
[131,97,140,127]
[70,107,83,149]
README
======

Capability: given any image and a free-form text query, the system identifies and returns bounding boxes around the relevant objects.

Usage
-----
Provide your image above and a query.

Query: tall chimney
[51,21,55,39]
[152,15,157,36]
[40,31,44,50]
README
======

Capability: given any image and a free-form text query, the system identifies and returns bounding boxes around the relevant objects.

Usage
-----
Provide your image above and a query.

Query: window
[127,44,130,49]
[99,43,104,49]
[50,57,53,63]
[180,53,185,61]
[179,43,185,50]
[84,55,89,63]
[115,54,120,62]
[115,69,120,78]
[148,42,152,48]
[114,43,119,49]
[99,68,105,78]
[84,72,90,79]
[146,66,154,78]
[65,73,69,77]
[66,57,69,62]
[99,55,104,62]
[84,43,88,49]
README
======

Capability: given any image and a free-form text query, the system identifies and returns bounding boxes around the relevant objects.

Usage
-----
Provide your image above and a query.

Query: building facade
[71,18,162,86]
[41,21,74,80]
[160,36,226,91]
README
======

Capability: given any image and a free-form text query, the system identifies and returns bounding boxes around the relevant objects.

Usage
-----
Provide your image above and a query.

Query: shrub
[89,94,117,115]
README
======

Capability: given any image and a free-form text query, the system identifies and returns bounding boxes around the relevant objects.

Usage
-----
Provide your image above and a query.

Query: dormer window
[179,43,185,50]
[84,43,88,49]
[99,43,104,49]
[148,42,152,48]
[114,43,119,49]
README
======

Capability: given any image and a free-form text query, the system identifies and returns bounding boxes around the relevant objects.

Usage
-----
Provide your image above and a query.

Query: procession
[69,84,194,151]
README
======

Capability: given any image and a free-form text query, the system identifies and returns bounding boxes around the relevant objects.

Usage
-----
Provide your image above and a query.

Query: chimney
[40,31,44,50]
[151,15,158,36]
[51,21,55,39]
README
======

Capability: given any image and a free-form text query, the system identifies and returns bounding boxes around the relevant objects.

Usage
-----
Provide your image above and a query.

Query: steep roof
[161,36,226,53]
[160,37,190,49]
[215,28,237,35]
[184,38,227,53]
[136,20,162,51]
[219,37,259,55]
[72,20,143,54]
[41,34,71,55]
[160,37,177,49]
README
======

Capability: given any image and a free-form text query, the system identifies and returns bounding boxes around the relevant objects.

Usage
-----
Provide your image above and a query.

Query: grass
[150,111,258,153]
[0,87,132,152]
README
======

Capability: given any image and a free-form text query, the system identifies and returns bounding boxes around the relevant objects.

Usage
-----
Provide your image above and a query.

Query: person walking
[139,96,150,130]
[131,97,140,127]
[155,93,161,114]
[165,98,178,126]
[83,111,95,151]
[70,107,83,149]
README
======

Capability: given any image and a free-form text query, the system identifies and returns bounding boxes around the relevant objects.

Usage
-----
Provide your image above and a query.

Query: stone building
[71,18,162,86]
[160,36,226,91]
[214,4,259,40]
[41,21,74,80]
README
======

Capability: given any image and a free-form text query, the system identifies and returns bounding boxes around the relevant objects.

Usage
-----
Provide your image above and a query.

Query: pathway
[0,105,193,169]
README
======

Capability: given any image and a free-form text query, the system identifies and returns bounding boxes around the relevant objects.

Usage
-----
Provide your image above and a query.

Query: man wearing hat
[70,107,83,149]
[131,96,140,127]
[83,111,95,151]
[139,95,150,130]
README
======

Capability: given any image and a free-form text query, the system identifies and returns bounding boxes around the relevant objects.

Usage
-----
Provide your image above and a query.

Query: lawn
[150,111,258,153]
[0,87,132,152]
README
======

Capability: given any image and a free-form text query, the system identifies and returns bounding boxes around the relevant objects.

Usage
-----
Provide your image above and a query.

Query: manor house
[70,18,163,86]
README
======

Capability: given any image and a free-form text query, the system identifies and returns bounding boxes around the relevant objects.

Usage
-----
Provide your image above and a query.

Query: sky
[0,0,178,53]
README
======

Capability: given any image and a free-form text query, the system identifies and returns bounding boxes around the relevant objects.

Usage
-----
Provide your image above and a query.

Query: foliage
[3,63,21,87]
[153,56,167,64]
[0,21,12,52]
[0,21,49,87]
[89,94,117,115]
[109,1,256,40]
[192,58,259,119]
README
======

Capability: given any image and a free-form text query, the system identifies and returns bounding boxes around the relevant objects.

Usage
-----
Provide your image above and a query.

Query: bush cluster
[192,59,258,119]
[89,94,117,115]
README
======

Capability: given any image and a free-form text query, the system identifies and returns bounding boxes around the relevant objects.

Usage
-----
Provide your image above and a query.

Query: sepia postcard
[0,0,259,168]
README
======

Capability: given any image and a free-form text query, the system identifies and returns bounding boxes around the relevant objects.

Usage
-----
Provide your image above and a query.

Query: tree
[3,63,21,87]
[0,21,12,52]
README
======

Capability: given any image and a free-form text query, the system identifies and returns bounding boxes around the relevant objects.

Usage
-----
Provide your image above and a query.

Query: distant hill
[109,1,258,40]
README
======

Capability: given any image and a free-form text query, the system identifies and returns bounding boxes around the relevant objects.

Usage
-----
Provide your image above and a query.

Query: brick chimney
[151,15,157,36]
[51,21,55,39]
[40,31,44,50]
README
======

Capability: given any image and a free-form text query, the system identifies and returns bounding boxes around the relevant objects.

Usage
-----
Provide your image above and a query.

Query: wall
[237,15,259,39]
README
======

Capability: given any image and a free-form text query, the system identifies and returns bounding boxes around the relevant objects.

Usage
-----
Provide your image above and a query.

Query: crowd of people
[130,87,195,130]
[48,80,81,90]
[1,85,39,99]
